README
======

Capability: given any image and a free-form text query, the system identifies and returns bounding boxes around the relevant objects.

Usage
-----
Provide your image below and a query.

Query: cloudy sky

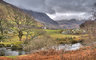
[4,0,96,20]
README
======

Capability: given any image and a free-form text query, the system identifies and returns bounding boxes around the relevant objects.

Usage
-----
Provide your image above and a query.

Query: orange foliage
[0,57,12,60]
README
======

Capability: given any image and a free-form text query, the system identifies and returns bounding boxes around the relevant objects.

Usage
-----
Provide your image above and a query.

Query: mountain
[22,10,86,29]
[23,10,58,25]
[22,10,60,29]
[56,19,85,29]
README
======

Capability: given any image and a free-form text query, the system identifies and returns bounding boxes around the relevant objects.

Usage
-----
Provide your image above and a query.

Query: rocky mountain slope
[23,10,58,25]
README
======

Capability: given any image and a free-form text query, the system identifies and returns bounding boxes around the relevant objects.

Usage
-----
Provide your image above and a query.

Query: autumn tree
[23,14,36,40]
[9,9,26,41]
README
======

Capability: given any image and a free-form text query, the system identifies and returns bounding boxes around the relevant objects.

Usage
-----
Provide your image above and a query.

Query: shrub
[23,35,56,52]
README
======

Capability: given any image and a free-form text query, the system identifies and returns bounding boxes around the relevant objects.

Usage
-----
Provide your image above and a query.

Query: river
[0,43,82,56]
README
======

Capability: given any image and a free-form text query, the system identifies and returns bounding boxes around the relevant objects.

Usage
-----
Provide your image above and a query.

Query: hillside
[0,0,43,28]
[0,0,44,49]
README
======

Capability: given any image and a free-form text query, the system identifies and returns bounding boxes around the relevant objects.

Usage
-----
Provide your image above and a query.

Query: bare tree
[80,12,96,45]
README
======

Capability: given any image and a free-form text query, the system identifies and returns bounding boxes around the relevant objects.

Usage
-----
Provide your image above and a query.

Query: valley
[0,0,96,60]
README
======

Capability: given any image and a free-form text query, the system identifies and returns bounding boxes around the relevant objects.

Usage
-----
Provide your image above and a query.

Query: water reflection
[0,47,25,56]
[52,43,82,51]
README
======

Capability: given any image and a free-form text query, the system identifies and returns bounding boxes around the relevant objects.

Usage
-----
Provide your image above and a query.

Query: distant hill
[56,19,85,29]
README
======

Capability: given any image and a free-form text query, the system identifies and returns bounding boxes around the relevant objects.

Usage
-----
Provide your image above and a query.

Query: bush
[23,35,56,52]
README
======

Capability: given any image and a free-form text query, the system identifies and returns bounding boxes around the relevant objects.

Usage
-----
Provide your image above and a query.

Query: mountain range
[22,9,86,29]
[56,19,86,29]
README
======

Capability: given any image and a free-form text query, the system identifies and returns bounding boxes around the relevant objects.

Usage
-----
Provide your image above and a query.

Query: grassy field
[44,29,62,34]
[44,29,88,44]
[45,29,83,39]
[50,34,80,38]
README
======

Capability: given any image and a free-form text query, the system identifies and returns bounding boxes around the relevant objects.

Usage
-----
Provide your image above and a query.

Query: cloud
[4,0,55,14]
[4,0,96,20]
[47,12,92,20]
[47,0,96,13]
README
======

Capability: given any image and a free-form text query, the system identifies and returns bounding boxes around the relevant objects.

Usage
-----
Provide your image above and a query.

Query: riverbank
[0,46,96,60]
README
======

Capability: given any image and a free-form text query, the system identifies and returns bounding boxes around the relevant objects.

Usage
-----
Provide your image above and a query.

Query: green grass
[44,29,62,34]
[6,56,17,59]
[0,41,23,47]
[44,29,81,39]
[50,34,80,38]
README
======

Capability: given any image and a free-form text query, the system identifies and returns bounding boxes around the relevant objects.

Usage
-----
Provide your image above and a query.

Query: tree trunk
[26,32,29,40]
[18,30,23,41]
